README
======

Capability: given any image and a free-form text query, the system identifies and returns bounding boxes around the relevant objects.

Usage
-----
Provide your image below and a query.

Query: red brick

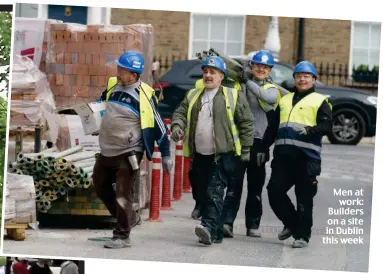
[63,75,71,86]
[86,53,92,65]
[65,64,77,75]
[56,53,65,64]
[56,74,64,86]
[75,32,85,42]
[83,42,101,53]
[67,42,84,53]
[63,30,71,42]
[77,75,84,86]
[51,86,66,96]
[90,76,98,87]
[100,54,106,65]
[48,75,56,86]
[77,64,89,75]
[51,24,67,31]
[90,32,99,42]
[64,53,72,64]
[65,86,74,97]
[89,66,106,76]
[83,75,90,86]
[84,33,92,42]
[72,86,89,98]
[79,53,86,64]
[54,43,67,53]
[107,33,114,43]
[92,54,100,65]
[98,76,106,87]
[106,65,117,76]
[99,33,107,43]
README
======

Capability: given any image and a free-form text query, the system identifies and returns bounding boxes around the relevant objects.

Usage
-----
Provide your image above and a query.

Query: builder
[267,61,332,248]
[221,50,281,238]
[170,56,253,245]
[93,50,173,249]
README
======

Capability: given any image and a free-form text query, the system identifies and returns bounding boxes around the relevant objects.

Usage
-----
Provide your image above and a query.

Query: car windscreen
[160,60,203,83]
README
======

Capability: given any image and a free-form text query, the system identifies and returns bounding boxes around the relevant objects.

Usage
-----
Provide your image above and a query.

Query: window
[189,13,246,59]
[350,21,381,71]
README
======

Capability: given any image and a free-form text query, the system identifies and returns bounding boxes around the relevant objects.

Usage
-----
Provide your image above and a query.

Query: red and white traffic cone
[183,156,192,193]
[146,144,162,222]
[173,137,183,201]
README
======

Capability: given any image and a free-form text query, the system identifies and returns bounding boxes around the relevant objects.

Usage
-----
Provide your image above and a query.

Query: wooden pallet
[4,223,29,241]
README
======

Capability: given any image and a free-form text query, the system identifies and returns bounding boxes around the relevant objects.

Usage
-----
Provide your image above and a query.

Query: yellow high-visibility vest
[275,92,332,159]
[106,77,156,130]
[183,86,241,157]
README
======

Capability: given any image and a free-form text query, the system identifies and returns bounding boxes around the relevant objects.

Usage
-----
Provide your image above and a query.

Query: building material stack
[45,23,154,108]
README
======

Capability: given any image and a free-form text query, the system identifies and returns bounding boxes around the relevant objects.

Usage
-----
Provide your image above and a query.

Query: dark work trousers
[266,151,320,242]
[92,151,143,239]
[200,152,236,241]
[189,153,215,213]
[222,138,268,230]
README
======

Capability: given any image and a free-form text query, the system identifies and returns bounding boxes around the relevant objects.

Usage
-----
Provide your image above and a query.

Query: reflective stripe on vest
[183,87,241,157]
[258,83,281,112]
[106,77,155,129]
[275,92,332,159]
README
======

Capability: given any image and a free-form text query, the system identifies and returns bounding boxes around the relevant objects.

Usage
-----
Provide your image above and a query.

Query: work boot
[131,213,141,229]
[195,224,212,245]
[246,228,262,238]
[278,226,292,240]
[191,207,202,220]
[104,237,131,249]
[223,224,234,238]
[292,238,308,248]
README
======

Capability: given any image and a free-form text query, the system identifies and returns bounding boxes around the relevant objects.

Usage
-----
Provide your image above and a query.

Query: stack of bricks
[39,19,63,73]
[46,23,154,108]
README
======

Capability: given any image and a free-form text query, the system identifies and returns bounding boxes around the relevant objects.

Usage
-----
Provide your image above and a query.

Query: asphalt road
[2,144,375,272]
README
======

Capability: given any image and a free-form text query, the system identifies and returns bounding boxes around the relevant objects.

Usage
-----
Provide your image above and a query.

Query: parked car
[155,59,377,146]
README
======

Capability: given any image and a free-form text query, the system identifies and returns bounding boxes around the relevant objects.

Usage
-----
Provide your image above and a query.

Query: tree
[0,11,12,96]
[0,11,11,225]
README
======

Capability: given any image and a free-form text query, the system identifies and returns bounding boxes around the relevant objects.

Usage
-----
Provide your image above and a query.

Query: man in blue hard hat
[93,50,173,249]
[170,56,253,245]
[220,49,281,238]
[267,61,333,248]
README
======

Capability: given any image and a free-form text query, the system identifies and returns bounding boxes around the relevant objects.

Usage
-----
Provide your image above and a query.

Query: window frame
[348,20,381,76]
[188,12,246,60]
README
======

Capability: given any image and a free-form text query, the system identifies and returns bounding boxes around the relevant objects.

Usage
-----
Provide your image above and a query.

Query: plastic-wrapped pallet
[5,173,37,224]
[45,23,154,108]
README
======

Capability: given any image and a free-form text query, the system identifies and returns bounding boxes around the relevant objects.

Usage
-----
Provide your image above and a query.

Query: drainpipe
[296,18,305,64]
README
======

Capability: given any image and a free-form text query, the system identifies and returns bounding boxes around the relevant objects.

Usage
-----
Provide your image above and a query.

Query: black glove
[238,69,252,84]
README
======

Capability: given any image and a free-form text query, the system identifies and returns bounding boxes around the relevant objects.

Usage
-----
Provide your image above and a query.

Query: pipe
[296,18,305,63]
[63,151,96,162]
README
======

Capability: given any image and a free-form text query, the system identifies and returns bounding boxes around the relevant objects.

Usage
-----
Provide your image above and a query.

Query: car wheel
[327,108,366,145]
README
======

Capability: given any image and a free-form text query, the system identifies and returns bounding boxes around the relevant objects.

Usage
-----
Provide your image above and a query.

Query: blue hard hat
[201,56,227,76]
[293,61,317,78]
[115,51,145,75]
[251,50,274,67]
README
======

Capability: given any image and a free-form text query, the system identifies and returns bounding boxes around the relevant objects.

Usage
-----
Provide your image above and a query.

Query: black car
[155,59,377,145]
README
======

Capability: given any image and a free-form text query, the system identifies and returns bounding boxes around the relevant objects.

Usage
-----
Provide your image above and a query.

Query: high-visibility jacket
[195,79,242,92]
[183,86,241,157]
[258,83,282,112]
[274,92,332,160]
[104,77,170,160]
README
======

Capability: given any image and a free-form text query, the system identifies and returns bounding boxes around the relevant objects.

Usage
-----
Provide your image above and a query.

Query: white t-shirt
[195,88,218,155]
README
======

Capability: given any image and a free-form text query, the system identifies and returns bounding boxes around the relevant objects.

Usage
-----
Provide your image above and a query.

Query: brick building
[17,4,381,74]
